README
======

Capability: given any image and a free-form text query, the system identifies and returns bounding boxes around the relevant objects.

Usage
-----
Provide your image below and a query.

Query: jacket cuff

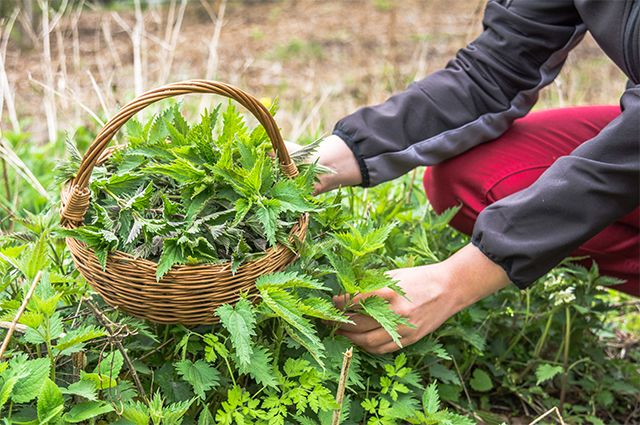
[470,232,531,290]
[332,127,371,188]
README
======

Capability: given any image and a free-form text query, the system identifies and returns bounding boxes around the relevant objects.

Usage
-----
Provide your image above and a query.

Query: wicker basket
[60,80,309,325]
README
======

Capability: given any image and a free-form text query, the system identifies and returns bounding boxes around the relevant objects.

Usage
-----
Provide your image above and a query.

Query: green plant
[59,103,319,279]
[0,121,637,423]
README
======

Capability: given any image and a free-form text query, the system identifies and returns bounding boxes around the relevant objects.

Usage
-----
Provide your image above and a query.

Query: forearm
[441,243,510,312]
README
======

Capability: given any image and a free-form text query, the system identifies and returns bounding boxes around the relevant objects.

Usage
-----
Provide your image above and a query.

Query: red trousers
[424,106,639,296]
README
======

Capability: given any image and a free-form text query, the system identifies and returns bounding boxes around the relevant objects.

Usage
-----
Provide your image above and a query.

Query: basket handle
[61,79,297,226]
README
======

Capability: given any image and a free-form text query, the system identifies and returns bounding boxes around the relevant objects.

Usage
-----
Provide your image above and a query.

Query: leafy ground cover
[0,105,637,424]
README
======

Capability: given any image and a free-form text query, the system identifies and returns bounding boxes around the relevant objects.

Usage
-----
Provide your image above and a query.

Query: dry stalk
[70,0,84,69]
[17,5,39,47]
[28,73,104,126]
[289,86,336,142]
[87,70,110,118]
[0,271,43,360]
[54,22,67,94]
[101,17,122,69]
[0,135,49,198]
[132,0,144,96]
[86,299,147,401]
[0,10,20,133]
[38,0,58,144]
[0,321,27,334]
[159,0,187,84]
[199,0,226,112]
[529,406,566,425]
[331,347,353,425]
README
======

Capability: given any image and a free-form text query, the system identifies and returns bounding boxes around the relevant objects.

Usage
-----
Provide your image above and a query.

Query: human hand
[332,264,458,354]
[282,135,362,194]
[332,244,511,354]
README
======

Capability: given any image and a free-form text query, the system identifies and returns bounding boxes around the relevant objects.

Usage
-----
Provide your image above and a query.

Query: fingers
[370,340,405,355]
[336,313,381,332]
[337,325,415,354]
[337,327,389,350]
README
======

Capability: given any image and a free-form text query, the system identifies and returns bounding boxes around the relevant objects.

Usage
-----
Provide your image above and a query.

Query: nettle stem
[559,306,571,412]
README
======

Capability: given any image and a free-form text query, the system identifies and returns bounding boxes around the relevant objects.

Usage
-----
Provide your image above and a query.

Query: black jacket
[333,0,640,288]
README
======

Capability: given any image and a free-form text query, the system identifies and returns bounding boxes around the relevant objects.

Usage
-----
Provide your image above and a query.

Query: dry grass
[0,0,629,143]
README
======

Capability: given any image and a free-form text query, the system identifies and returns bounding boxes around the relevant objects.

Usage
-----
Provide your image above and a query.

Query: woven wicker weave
[60,80,309,325]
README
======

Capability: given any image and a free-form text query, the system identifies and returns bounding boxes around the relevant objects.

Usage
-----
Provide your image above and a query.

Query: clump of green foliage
[0,111,637,424]
[59,103,319,279]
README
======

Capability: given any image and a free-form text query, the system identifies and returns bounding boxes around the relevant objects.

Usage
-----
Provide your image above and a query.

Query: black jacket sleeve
[333,0,585,187]
[472,85,640,287]
[333,0,640,287]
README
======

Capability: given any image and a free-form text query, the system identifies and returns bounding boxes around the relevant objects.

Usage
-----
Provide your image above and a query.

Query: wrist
[442,243,510,312]
[314,134,362,193]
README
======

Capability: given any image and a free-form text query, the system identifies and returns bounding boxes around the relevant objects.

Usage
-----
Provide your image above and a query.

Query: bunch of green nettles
[59,103,320,280]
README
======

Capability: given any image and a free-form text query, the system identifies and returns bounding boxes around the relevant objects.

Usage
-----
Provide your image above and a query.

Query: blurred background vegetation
[0,0,629,145]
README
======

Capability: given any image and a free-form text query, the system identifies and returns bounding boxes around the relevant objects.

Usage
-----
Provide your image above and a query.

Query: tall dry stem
[159,0,186,84]
[38,0,58,144]
[0,10,20,133]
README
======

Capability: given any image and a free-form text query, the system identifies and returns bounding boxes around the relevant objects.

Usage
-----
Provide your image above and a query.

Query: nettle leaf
[423,382,440,415]
[270,179,315,213]
[256,201,280,246]
[62,380,98,401]
[0,377,18,409]
[157,238,186,280]
[144,157,206,183]
[175,359,220,400]
[63,401,114,423]
[259,287,324,360]
[11,357,50,403]
[80,371,117,390]
[37,378,64,424]
[300,297,351,323]
[236,345,277,388]
[54,325,106,356]
[535,363,564,385]
[93,172,146,196]
[95,350,125,378]
[359,296,413,347]
[215,298,257,369]
[332,223,393,258]
[428,364,459,385]
[255,271,328,291]
[469,369,493,392]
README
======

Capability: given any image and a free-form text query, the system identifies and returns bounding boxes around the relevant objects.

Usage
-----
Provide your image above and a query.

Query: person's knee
[423,162,480,235]
[423,163,459,214]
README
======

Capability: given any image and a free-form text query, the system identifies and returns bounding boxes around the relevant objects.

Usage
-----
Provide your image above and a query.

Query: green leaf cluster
[60,103,319,279]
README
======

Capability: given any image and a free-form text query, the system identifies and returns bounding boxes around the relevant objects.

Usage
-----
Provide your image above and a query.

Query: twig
[0,321,27,333]
[529,406,566,425]
[332,347,353,425]
[136,337,175,362]
[0,271,43,360]
[86,299,147,400]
